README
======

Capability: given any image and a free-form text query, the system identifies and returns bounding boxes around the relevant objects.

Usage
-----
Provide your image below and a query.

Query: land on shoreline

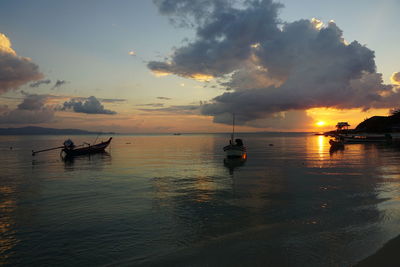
[324,112,400,136]
[356,234,400,266]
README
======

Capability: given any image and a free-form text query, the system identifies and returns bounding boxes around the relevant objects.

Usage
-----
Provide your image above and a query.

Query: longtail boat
[32,137,112,157]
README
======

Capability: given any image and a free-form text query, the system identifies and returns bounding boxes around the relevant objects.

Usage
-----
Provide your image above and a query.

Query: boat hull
[223,144,247,158]
[63,137,112,157]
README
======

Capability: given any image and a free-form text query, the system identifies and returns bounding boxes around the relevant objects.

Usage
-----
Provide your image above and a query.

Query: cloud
[152,0,239,27]
[99,98,127,103]
[245,110,314,129]
[157,96,172,100]
[391,72,400,85]
[138,104,200,115]
[0,33,43,94]
[29,79,51,88]
[128,50,136,56]
[51,80,67,89]
[17,94,48,110]
[62,96,117,115]
[0,94,54,124]
[136,103,165,107]
[150,0,399,126]
[149,0,282,79]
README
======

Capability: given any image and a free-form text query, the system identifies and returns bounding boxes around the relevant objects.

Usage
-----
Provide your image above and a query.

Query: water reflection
[63,151,111,171]
[0,185,17,266]
[317,135,326,161]
[223,157,246,175]
[1,134,400,266]
[329,144,345,155]
[143,136,390,265]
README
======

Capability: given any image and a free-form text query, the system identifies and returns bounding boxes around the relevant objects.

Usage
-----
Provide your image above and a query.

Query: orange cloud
[0,33,17,55]
[391,72,400,85]
[0,33,43,94]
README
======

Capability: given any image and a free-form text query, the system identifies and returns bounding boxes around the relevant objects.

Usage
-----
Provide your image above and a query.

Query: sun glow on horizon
[316,121,326,127]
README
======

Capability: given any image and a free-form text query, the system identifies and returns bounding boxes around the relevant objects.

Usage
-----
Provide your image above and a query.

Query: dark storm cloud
[62,96,117,115]
[29,79,51,88]
[0,33,43,94]
[244,110,314,129]
[0,94,54,124]
[149,0,282,78]
[152,0,237,27]
[150,0,400,126]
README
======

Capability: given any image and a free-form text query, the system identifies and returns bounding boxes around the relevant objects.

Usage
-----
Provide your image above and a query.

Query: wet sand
[356,234,400,267]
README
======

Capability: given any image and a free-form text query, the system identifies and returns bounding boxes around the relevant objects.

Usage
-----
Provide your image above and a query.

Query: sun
[316,121,326,127]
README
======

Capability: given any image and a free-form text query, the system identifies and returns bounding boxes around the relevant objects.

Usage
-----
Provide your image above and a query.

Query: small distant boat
[223,114,247,159]
[32,137,112,157]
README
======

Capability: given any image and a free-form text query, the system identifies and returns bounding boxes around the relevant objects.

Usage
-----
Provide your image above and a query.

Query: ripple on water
[1,134,400,266]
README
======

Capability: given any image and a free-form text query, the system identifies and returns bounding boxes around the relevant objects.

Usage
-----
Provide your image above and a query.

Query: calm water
[1,133,400,266]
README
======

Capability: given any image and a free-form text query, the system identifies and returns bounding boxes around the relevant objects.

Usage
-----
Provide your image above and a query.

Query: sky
[0,0,399,133]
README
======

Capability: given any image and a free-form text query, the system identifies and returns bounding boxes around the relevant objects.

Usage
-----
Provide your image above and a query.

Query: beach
[356,234,400,267]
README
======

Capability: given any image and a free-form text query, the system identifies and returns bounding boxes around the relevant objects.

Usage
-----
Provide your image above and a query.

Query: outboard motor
[63,139,75,149]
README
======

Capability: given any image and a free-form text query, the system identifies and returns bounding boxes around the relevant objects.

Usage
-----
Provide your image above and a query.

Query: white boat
[223,114,247,159]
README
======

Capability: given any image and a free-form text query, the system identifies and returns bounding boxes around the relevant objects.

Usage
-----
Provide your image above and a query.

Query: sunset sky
[0,0,399,133]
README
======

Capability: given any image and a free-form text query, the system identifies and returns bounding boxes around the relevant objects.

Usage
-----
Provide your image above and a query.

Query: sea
[1,133,400,266]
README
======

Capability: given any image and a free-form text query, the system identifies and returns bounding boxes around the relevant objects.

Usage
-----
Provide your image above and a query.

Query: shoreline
[356,234,400,266]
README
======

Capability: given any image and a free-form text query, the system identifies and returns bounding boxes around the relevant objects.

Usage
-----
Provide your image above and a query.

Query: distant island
[0,126,115,135]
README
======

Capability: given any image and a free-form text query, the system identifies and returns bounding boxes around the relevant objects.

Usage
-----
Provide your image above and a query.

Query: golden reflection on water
[193,176,216,203]
[305,135,329,168]
[305,135,384,172]
[317,135,326,161]
[0,186,18,266]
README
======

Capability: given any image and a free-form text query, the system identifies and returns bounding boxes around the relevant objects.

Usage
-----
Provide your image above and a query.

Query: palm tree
[336,122,350,131]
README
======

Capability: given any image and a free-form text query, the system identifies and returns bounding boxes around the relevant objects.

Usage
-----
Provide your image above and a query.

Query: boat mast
[231,113,235,143]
